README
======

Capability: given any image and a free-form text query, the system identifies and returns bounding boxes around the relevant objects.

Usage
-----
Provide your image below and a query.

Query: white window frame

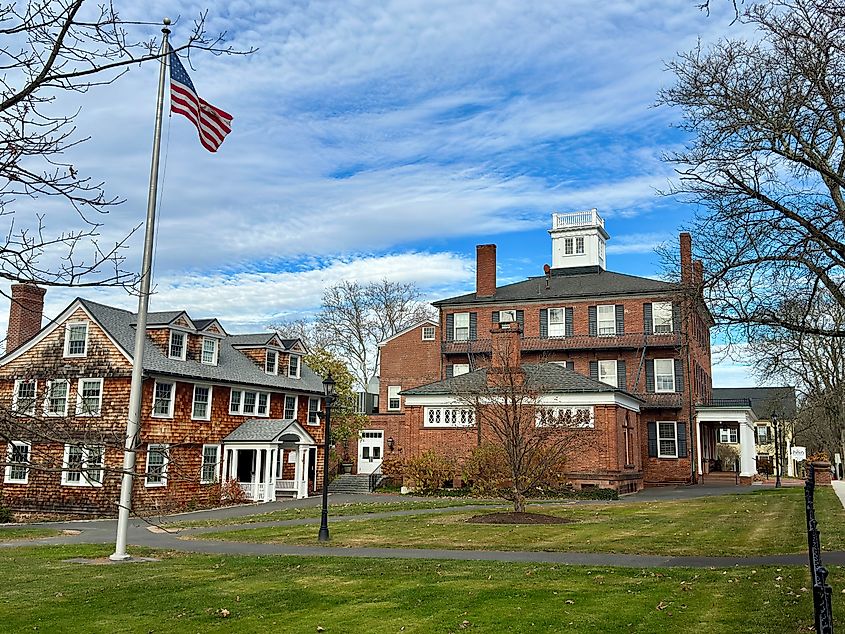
[288,355,301,379]
[61,444,104,487]
[265,349,279,375]
[76,378,104,417]
[424,407,475,428]
[191,384,213,421]
[536,406,594,428]
[229,389,270,417]
[548,308,566,337]
[575,236,585,254]
[64,321,89,358]
[654,359,676,393]
[657,421,678,458]
[307,396,320,425]
[201,337,219,365]
[652,302,673,334]
[144,444,169,487]
[719,426,739,444]
[283,394,298,420]
[598,360,618,387]
[498,309,517,323]
[44,379,69,417]
[4,441,30,484]
[453,364,470,377]
[597,305,616,336]
[200,444,221,484]
[168,330,187,360]
[387,385,401,411]
[421,326,435,341]
[453,312,470,341]
[564,237,574,255]
[152,381,175,418]
[12,379,37,416]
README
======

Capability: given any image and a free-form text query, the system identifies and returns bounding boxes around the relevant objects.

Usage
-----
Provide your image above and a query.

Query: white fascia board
[405,392,640,412]
[696,407,758,424]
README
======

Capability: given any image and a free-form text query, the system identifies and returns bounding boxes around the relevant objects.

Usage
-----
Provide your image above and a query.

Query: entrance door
[357,430,384,474]
[237,449,255,483]
[308,447,317,492]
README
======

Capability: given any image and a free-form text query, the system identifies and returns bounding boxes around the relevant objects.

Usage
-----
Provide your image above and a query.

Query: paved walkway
[832,480,845,508]
[3,484,838,569]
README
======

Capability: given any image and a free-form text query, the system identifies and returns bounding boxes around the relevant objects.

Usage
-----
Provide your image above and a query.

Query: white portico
[223,419,316,501]
[696,400,758,481]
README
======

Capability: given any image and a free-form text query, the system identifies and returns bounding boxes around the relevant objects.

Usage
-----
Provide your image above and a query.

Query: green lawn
[201,487,845,557]
[170,498,498,529]
[0,526,60,541]
[0,544,836,633]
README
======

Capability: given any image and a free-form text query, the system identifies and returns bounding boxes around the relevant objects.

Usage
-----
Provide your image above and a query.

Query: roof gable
[378,319,439,347]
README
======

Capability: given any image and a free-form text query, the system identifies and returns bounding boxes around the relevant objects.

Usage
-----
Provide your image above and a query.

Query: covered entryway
[357,430,384,475]
[696,401,758,483]
[223,419,317,501]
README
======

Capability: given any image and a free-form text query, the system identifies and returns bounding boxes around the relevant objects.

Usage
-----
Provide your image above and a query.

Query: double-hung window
[77,378,103,416]
[169,331,186,360]
[719,426,739,444]
[654,359,676,393]
[201,337,218,365]
[44,380,69,417]
[192,385,212,420]
[64,322,88,357]
[657,422,678,458]
[453,364,470,377]
[422,326,435,341]
[387,386,401,411]
[564,237,574,255]
[145,444,168,487]
[453,313,470,341]
[288,355,300,378]
[598,360,618,387]
[755,426,772,444]
[307,397,320,425]
[4,441,30,484]
[548,308,566,337]
[200,445,220,483]
[498,309,517,323]
[597,305,616,336]
[265,350,278,375]
[152,381,175,418]
[284,395,297,419]
[12,380,37,416]
[575,237,585,254]
[652,302,673,334]
[62,445,104,486]
[229,389,270,417]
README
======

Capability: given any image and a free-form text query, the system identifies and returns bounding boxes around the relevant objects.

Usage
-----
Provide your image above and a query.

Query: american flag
[169,46,233,152]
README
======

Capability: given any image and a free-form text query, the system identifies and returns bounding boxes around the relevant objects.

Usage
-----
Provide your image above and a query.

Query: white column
[696,418,703,476]
[231,449,239,483]
[739,418,757,477]
[222,448,229,483]
[292,446,302,499]
[264,449,274,502]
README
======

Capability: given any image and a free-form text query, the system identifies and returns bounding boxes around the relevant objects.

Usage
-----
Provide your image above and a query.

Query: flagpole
[110,17,171,561]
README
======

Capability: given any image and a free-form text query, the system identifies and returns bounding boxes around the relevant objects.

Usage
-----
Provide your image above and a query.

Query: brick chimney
[693,260,704,286]
[6,283,46,354]
[679,232,693,286]
[476,244,497,298]
[488,320,523,387]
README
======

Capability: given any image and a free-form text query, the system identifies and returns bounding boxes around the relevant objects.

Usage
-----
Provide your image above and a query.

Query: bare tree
[658,0,845,339]
[1,1,251,291]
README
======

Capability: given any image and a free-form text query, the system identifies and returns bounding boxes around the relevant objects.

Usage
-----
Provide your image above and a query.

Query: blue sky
[4,0,759,385]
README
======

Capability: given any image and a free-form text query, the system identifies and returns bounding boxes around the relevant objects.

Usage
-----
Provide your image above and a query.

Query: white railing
[239,482,267,501]
[276,479,296,491]
[552,209,603,229]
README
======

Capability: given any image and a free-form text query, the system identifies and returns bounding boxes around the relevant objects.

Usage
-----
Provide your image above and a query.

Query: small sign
[791,446,807,461]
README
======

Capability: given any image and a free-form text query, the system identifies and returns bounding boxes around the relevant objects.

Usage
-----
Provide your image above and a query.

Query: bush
[219,478,249,505]
[403,450,455,493]
[462,444,510,498]
[0,506,13,523]
[380,454,404,479]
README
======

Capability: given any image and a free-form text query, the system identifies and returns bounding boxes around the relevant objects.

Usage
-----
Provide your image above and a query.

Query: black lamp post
[772,413,781,488]
[318,371,336,542]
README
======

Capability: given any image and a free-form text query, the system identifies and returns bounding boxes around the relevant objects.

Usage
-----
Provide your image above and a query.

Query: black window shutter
[672,302,681,334]
[469,312,477,340]
[516,310,524,332]
[589,360,599,381]
[615,304,625,334]
[645,359,655,393]
[445,365,454,379]
[643,303,653,334]
[446,314,454,342]
[588,306,597,336]
[492,311,500,324]
[647,422,657,458]
[565,307,574,337]
[617,360,627,391]
[539,309,548,338]
[677,422,687,457]
[566,361,575,371]
[674,358,684,392]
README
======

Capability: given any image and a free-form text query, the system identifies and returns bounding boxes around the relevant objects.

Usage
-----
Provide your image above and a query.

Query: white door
[358,430,384,474]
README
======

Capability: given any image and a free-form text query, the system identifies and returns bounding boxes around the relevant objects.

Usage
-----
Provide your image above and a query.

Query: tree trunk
[513,490,525,513]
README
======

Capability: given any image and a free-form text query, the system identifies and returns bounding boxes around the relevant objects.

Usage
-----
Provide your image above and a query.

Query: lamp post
[772,413,781,488]
[318,372,336,542]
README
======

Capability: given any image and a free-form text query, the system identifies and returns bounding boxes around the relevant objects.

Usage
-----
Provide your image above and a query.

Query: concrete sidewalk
[832,480,845,508]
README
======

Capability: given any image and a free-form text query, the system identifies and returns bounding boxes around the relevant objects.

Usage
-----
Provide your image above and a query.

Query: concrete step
[328,473,377,494]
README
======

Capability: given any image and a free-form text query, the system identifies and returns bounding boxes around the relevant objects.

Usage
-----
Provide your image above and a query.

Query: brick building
[0,286,328,517]
[360,210,715,490]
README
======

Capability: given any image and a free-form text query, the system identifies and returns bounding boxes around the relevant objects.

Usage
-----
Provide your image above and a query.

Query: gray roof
[223,419,316,443]
[712,387,797,419]
[132,310,186,327]
[79,299,325,394]
[434,267,678,306]
[402,363,641,400]
[229,333,278,346]
[193,318,215,330]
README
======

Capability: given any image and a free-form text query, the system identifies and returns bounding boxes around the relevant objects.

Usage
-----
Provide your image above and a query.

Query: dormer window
[201,337,219,365]
[64,322,88,357]
[169,330,186,360]
[288,355,300,379]
[265,349,279,375]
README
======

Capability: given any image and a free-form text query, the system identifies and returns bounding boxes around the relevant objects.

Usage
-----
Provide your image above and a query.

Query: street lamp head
[323,372,336,398]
